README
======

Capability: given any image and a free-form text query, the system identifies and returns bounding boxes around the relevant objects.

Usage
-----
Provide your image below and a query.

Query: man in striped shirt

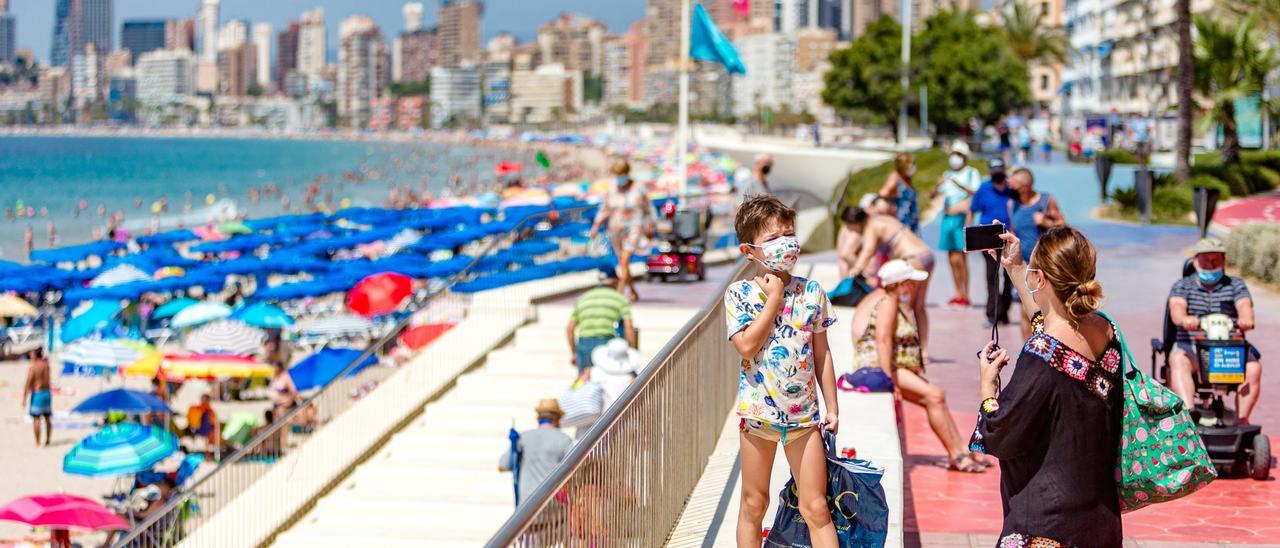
[1168,238,1262,423]
[566,270,636,379]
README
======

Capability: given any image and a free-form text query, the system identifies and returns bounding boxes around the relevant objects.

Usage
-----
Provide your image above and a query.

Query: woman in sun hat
[849,259,987,473]
[590,338,645,409]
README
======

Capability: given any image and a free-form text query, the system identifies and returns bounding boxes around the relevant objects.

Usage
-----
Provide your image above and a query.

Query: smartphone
[964,223,1006,252]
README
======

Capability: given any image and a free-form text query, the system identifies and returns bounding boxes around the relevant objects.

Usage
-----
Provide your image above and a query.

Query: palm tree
[1193,14,1277,166]
[1174,0,1194,182]
[1001,2,1070,65]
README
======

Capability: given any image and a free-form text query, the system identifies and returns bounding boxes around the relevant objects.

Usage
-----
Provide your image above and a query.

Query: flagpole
[677,0,691,198]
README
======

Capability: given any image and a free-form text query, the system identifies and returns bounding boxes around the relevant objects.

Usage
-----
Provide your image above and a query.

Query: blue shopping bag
[764,431,889,548]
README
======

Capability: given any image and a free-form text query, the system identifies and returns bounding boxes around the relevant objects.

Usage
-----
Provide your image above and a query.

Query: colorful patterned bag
[1100,311,1216,512]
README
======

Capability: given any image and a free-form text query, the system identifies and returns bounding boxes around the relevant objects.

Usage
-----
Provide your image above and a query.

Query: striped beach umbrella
[63,423,177,477]
[294,313,376,339]
[88,264,151,288]
[185,320,265,356]
[58,339,155,376]
[126,353,273,380]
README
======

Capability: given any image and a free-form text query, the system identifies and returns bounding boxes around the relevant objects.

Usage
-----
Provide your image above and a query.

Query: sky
[6,0,647,63]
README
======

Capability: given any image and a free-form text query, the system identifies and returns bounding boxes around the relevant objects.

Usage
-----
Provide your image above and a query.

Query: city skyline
[5,0,646,64]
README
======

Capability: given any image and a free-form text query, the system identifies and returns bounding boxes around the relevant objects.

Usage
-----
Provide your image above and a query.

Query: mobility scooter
[646,200,708,282]
[1151,264,1270,479]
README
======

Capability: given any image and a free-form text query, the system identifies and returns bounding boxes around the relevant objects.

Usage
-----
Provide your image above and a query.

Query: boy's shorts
[740,419,816,446]
[938,214,966,252]
[29,390,51,417]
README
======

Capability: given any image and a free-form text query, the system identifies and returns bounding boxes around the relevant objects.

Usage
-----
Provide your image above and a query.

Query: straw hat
[950,140,971,158]
[590,338,644,376]
[610,159,631,176]
[535,398,564,418]
[1189,238,1226,256]
[878,259,929,286]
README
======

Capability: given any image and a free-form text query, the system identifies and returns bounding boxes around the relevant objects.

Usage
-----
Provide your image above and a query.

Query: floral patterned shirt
[724,276,836,427]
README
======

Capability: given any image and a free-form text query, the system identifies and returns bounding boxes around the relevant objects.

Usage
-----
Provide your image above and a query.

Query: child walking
[726,195,840,547]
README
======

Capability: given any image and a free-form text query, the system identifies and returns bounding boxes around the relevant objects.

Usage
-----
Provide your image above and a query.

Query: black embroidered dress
[969,313,1124,548]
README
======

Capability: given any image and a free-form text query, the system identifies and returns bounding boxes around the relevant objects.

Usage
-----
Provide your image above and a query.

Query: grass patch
[837,148,990,212]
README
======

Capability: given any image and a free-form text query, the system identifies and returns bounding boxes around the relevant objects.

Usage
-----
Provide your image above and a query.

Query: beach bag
[829,276,874,308]
[1100,311,1216,513]
[558,381,603,428]
[764,431,889,547]
[837,369,894,393]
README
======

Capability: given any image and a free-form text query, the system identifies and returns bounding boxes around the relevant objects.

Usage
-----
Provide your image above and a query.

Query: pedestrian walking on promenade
[589,159,654,302]
[727,195,840,548]
[969,158,1017,326]
[1007,167,1065,339]
[971,226,1122,547]
[850,260,986,473]
[566,269,636,380]
[934,141,980,310]
[499,399,573,506]
[877,152,921,233]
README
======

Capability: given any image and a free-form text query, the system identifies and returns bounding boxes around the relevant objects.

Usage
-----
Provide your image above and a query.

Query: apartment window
[1041,1,1050,17]
[1041,74,1050,91]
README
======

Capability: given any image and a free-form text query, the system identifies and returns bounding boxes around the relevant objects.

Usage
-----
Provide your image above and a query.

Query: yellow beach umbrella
[128,353,273,381]
[0,294,38,317]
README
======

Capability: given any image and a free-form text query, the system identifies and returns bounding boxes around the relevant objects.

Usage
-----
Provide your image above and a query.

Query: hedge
[1226,222,1280,286]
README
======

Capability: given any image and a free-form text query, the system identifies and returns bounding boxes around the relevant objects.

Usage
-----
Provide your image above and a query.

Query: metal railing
[112,204,602,548]
[486,256,756,547]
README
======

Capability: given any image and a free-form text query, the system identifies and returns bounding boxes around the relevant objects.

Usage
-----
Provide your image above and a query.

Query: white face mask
[949,154,965,171]
[747,235,801,273]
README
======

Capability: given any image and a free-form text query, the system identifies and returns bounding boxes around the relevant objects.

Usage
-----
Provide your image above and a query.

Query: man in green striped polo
[566,269,637,378]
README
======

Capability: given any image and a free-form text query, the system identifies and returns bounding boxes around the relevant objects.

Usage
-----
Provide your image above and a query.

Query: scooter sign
[1205,345,1246,384]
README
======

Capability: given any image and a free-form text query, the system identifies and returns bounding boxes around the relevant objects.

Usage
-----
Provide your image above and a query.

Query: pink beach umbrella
[0,493,127,532]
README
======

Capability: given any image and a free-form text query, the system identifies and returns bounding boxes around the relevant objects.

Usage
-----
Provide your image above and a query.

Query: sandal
[948,453,987,473]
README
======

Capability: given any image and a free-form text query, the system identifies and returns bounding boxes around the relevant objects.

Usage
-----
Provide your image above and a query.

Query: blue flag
[690,3,746,75]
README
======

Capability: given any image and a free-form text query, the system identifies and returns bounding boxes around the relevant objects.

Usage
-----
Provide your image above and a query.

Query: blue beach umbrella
[61,301,123,343]
[72,389,171,415]
[170,301,232,328]
[288,347,378,391]
[230,302,294,328]
[152,297,199,320]
[63,423,177,477]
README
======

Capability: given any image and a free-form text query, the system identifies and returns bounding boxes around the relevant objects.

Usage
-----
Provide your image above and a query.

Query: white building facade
[429,66,481,128]
[297,7,327,76]
[732,33,796,118]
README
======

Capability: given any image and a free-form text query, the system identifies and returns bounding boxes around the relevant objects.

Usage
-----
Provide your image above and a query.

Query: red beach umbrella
[0,493,128,531]
[348,272,413,317]
[399,322,455,350]
[494,161,523,176]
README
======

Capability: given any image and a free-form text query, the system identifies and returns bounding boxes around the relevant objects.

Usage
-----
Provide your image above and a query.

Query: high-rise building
[795,26,837,73]
[38,66,71,119]
[277,22,300,90]
[121,19,166,64]
[536,13,607,76]
[849,0,897,39]
[216,42,255,96]
[337,15,389,128]
[297,7,326,76]
[510,63,582,124]
[776,0,808,33]
[645,0,679,68]
[0,12,14,64]
[166,18,195,52]
[137,48,194,106]
[439,0,481,68]
[52,0,113,68]
[397,27,439,83]
[220,18,248,50]
[403,2,425,32]
[732,33,795,118]
[71,42,105,107]
[604,21,648,108]
[198,0,219,63]
[480,34,513,123]
[429,66,480,127]
[252,22,272,89]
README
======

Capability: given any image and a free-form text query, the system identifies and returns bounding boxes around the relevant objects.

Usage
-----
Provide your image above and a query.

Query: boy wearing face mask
[1167,238,1262,423]
[725,195,840,548]
[934,140,981,309]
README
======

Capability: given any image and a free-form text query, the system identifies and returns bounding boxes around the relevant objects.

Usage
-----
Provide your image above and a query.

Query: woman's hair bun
[1065,279,1104,321]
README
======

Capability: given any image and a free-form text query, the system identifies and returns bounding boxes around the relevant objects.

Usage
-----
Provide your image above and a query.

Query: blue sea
[0,135,532,261]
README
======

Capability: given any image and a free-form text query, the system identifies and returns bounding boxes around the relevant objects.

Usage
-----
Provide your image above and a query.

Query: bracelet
[981,397,1000,414]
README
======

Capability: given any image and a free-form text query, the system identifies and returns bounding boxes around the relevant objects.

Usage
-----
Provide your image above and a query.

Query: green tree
[583,74,604,103]
[389,78,431,97]
[1000,2,1070,65]
[822,15,904,133]
[912,9,1032,134]
[1193,14,1277,165]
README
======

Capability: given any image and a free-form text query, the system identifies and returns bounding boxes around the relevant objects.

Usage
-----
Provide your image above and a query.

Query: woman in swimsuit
[841,205,936,361]
[851,260,987,473]
[269,360,316,431]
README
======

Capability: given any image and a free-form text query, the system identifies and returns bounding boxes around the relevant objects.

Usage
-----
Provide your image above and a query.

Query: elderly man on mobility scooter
[1158,238,1268,479]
